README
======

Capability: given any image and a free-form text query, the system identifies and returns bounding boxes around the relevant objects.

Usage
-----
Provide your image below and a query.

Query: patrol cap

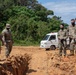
[71,19,75,21]
[6,23,10,28]
[61,23,64,26]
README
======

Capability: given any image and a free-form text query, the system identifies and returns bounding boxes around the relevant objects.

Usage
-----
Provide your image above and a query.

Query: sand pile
[0,54,31,75]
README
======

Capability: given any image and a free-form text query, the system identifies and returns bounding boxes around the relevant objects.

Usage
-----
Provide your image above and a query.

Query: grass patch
[13,40,40,46]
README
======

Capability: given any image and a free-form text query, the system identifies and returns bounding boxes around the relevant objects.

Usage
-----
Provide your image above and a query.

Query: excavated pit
[0,54,31,75]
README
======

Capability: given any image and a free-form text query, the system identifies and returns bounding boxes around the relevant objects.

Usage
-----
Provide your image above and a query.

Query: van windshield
[43,35,50,40]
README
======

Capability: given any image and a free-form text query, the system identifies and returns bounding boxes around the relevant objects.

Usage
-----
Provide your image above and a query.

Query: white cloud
[43,2,76,13]
[43,1,76,24]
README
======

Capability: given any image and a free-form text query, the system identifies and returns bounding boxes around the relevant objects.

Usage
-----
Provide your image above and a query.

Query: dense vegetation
[0,0,68,45]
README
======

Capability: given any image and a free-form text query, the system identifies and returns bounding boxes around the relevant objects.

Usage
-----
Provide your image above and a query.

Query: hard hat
[6,24,10,28]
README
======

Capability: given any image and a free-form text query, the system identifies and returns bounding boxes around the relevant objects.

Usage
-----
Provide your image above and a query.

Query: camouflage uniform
[67,25,76,55]
[2,24,13,58]
[0,34,3,54]
[58,29,67,56]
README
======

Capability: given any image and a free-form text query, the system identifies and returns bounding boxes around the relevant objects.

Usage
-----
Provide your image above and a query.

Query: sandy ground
[0,46,76,75]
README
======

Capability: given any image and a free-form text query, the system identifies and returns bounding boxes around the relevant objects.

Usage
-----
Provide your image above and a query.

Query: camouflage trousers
[58,39,67,56]
[69,38,76,55]
[5,41,13,58]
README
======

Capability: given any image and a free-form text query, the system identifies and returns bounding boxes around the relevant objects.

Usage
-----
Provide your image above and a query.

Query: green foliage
[0,0,68,45]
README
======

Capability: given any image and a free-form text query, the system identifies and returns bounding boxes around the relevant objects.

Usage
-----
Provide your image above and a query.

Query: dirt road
[0,46,76,75]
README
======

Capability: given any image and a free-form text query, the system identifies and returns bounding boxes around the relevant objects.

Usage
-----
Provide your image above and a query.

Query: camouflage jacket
[58,29,67,40]
[67,25,76,39]
[2,28,13,43]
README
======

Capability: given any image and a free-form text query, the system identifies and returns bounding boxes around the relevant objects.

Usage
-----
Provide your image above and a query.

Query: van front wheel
[50,45,56,50]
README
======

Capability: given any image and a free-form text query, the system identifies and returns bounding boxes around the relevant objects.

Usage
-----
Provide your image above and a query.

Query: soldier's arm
[58,31,60,40]
[64,29,68,39]
[10,30,14,44]
[11,36,14,44]
[2,31,6,46]
[0,34,3,54]
[67,26,69,36]
[74,26,76,38]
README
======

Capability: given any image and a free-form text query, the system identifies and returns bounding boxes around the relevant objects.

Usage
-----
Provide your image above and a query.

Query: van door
[48,35,58,47]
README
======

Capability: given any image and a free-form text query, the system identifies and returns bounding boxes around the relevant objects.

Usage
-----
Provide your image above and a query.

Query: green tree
[0,0,68,45]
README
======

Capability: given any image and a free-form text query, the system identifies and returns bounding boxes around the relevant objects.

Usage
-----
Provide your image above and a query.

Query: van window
[43,35,50,40]
[49,35,56,40]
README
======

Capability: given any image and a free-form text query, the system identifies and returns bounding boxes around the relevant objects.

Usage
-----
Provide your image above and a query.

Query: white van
[40,32,69,50]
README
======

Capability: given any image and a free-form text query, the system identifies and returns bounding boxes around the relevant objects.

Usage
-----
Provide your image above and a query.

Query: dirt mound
[0,54,31,75]
[46,52,76,75]
[1,46,76,75]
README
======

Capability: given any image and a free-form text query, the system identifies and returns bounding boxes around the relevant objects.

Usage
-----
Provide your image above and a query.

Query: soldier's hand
[58,38,61,40]
[4,43,6,46]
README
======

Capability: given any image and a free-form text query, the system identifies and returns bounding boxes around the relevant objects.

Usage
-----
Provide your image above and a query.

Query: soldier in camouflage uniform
[67,19,76,56]
[58,24,67,56]
[2,24,13,58]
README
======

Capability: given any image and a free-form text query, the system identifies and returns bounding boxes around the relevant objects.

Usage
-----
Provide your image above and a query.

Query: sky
[38,0,76,24]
